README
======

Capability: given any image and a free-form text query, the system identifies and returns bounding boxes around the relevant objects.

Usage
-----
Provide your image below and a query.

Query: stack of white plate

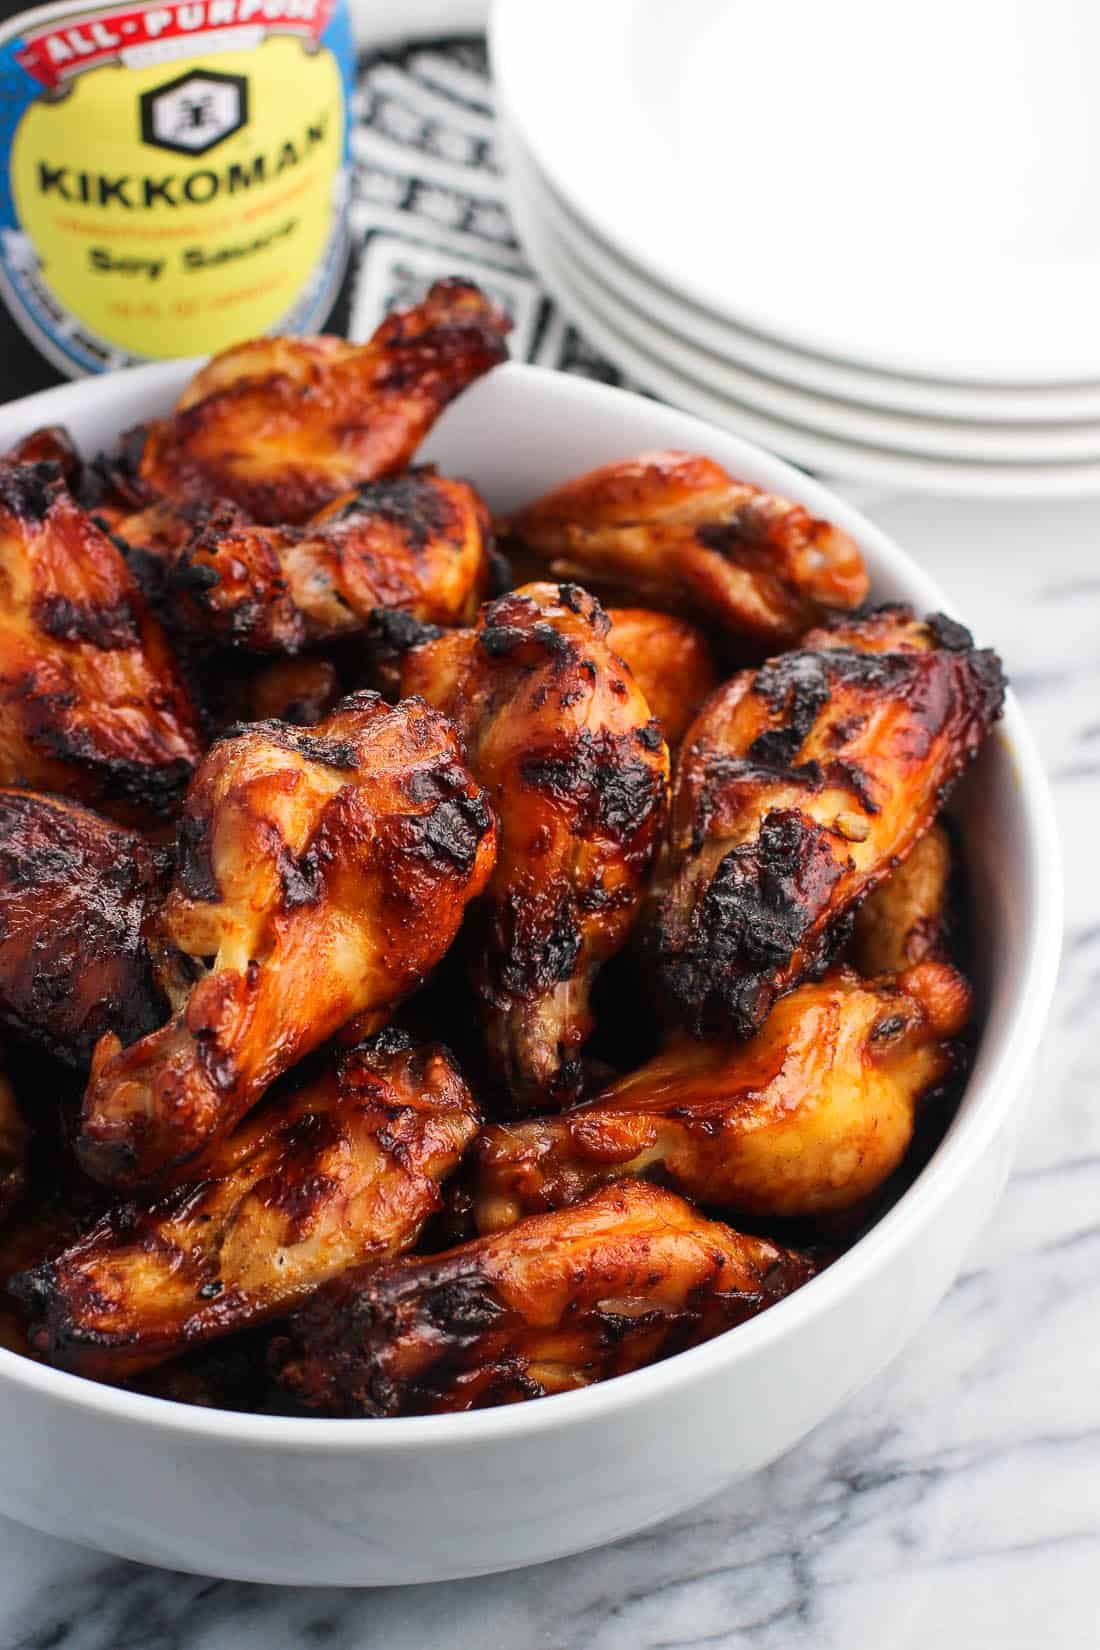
[491,0,1100,496]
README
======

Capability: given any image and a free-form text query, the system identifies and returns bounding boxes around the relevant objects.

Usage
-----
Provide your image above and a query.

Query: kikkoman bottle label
[0,0,354,376]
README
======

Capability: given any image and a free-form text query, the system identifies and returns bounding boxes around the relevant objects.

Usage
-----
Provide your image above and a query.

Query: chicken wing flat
[401,582,669,1109]
[0,1070,28,1220]
[272,1180,815,1415]
[16,1033,479,1380]
[650,606,1003,1040]
[175,471,491,652]
[0,790,169,1068]
[605,608,719,747]
[850,820,953,976]
[138,280,511,524]
[506,451,868,650]
[78,691,497,1190]
[473,961,970,1231]
[0,464,202,818]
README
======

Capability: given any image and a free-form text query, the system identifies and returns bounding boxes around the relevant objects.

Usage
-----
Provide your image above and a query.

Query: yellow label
[10,33,344,359]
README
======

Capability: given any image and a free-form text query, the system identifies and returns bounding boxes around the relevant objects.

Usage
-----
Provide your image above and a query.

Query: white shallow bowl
[512,137,1100,452]
[0,362,1062,1585]
[493,0,1100,385]
[512,137,1100,429]
[507,172,1100,500]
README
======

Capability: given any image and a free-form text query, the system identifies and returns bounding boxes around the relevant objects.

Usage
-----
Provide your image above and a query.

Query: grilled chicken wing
[0,1070,28,1220]
[649,606,1003,1040]
[272,1180,815,1415]
[175,471,492,652]
[850,820,954,976]
[402,582,669,1109]
[16,1033,480,1379]
[138,280,511,524]
[473,961,970,1231]
[0,464,203,818]
[605,608,719,747]
[78,692,497,1190]
[0,790,169,1068]
[507,451,868,649]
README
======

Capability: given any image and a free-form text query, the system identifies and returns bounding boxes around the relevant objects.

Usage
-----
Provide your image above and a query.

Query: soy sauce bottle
[0,0,355,398]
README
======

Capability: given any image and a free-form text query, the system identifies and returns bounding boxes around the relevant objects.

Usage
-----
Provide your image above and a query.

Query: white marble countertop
[0,490,1094,1649]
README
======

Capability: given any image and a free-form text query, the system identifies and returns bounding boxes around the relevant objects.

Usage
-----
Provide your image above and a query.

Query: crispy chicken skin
[850,821,953,976]
[100,494,243,577]
[473,961,970,1232]
[272,1180,815,1415]
[4,426,82,487]
[77,692,498,1190]
[0,1070,28,1220]
[175,472,492,652]
[649,606,1003,1040]
[138,280,512,524]
[506,451,868,649]
[0,790,169,1069]
[16,1033,480,1379]
[401,582,669,1109]
[0,464,203,818]
[605,608,719,747]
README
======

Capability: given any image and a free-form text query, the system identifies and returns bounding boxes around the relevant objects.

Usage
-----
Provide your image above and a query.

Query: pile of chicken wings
[0,280,1005,1417]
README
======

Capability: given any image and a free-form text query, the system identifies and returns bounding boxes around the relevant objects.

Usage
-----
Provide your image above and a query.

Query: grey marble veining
[0,489,1097,1650]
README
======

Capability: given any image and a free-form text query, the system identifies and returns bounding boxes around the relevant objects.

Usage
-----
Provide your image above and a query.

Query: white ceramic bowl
[0,363,1061,1586]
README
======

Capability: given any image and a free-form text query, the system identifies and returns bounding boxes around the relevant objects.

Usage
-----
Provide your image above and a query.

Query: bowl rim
[0,360,1063,1451]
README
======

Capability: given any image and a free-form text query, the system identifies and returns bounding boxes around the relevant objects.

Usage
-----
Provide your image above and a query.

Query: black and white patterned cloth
[346,34,638,386]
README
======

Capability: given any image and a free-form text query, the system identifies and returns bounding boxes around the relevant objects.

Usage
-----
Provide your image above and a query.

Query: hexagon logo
[139,70,249,157]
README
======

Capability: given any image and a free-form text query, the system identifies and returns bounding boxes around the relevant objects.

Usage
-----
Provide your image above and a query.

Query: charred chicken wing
[850,820,954,976]
[139,280,511,523]
[176,471,492,652]
[0,464,202,817]
[650,606,1003,1039]
[507,451,868,650]
[16,1033,479,1379]
[605,608,719,747]
[272,1180,815,1415]
[78,692,497,1190]
[0,789,169,1068]
[402,582,669,1109]
[473,961,970,1231]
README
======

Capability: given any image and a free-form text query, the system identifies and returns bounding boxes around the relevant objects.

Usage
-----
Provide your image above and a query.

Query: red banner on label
[15,0,334,90]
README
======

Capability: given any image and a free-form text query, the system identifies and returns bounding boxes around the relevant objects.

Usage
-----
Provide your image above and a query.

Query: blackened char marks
[218,713,370,771]
[520,728,667,838]
[175,813,219,903]
[659,810,845,1038]
[927,612,975,653]
[365,607,444,658]
[478,584,606,662]
[0,461,63,523]
[276,844,324,911]
[33,595,141,651]
[420,1274,506,1334]
[749,651,832,766]
[333,471,454,551]
[491,890,582,1000]
[397,762,495,876]
[21,698,193,814]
